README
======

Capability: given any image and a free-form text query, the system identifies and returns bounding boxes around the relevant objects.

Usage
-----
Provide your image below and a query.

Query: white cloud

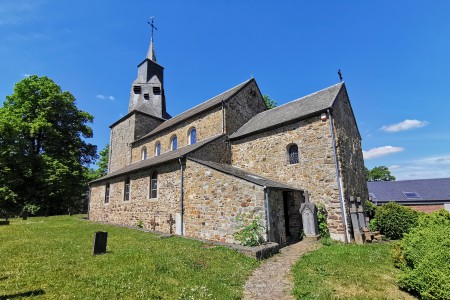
[363,146,404,159]
[96,94,115,101]
[22,73,31,77]
[388,164,400,170]
[381,119,429,133]
[381,154,450,180]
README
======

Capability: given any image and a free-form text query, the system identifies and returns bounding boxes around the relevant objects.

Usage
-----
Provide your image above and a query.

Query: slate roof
[109,109,166,128]
[133,78,254,143]
[189,158,300,190]
[90,134,224,184]
[368,178,450,205]
[230,82,344,140]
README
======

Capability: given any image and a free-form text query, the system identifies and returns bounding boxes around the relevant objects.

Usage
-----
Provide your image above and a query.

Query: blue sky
[1,1,450,180]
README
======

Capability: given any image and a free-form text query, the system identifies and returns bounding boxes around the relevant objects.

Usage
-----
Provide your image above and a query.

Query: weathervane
[337,69,343,82]
[147,17,158,40]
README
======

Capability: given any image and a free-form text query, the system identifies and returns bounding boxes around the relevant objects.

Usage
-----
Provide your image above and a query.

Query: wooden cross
[147,17,158,40]
[167,214,175,234]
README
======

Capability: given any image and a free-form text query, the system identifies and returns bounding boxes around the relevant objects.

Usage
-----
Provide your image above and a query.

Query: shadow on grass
[0,289,45,299]
[0,276,8,281]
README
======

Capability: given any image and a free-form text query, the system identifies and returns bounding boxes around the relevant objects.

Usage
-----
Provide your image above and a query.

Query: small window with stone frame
[188,127,197,145]
[124,177,131,201]
[288,144,299,164]
[133,86,141,94]
[155,142,161,156]
[141,146,147,160]
[105,183,110,204]
[150,171,158,199]
[171,135,178,151]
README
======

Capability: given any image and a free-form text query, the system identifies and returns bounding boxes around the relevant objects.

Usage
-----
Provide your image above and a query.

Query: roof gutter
[328,109,350,243]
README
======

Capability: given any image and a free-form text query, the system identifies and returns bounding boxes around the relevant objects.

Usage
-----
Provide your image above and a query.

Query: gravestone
[167,214,175,234]
[299,203,319,239]
[93,231,108,255]
[349,197,364,244]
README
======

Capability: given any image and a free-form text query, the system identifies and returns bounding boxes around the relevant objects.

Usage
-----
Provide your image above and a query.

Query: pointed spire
[147,37,156,62]
[146,17,158,62]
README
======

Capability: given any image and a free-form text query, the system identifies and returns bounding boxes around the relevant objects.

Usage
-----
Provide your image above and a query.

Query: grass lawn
[292,241,416,300]
[0,215,259,300]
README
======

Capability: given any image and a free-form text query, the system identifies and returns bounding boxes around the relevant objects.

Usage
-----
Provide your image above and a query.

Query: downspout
[327,109,350,243]
[264,187,271,242]
[221,100,226,134]
[178,156,184,236]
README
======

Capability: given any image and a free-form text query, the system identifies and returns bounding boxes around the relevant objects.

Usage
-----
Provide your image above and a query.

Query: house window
[150,171,158,198]
[171,136,178,151]
[105,183,110,204]
[288,144,299,164]
[144,93,149,100]
[124,177,130,201]
[189,128,197,145]
[402,191,421,198]
[155,142,161,156]
[141,147,147,160]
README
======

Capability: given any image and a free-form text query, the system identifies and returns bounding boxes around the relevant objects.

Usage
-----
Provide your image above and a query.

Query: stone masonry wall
[131,106,223,163]
[109,114,135,173]
[231,116,346,240]
[183,159,267,243]
[134,113,164,140]
[331,88,368,203]
[225,80,267,135]
[89,161,181,233]
[188,135,230,164]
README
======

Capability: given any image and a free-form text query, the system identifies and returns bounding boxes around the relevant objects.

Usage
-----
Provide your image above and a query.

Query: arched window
[155,142,161,156]
[141,147,147,160]
[124,177,130,201]
[189,128,197,145]
[171,136,178,151]
[150,171,158,198]
[105,183,110,204]
[288,144,299,164]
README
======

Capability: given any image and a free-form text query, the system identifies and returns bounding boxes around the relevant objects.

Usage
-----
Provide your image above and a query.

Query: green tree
[365,166,396,181]
[263,94,277,109]
[0,75,97,215]
[87,144,109,181]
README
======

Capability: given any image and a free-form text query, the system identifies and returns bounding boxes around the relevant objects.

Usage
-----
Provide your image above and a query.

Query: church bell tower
[128,19,170,119]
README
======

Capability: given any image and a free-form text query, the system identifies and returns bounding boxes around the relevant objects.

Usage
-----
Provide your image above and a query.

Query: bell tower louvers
[128,37,170,119]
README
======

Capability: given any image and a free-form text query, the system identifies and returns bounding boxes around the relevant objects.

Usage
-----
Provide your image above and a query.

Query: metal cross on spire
[337,69,343,82]
[147,17,158,41]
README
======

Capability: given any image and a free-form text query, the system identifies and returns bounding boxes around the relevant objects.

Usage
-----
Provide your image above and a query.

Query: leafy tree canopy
[365,166,396,182]
[86,144,109,181]
[0,75,97,216]
[263,94,277,109]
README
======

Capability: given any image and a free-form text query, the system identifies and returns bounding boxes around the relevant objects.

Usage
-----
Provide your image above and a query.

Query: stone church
[89,36,367,244]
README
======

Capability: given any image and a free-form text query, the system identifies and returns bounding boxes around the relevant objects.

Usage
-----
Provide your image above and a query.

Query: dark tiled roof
[133,79,254,143]
[368,178,450,204]
[90,134,224,184]
[230,82,344,140]
[189,158,300,190]
[109,110,166,128]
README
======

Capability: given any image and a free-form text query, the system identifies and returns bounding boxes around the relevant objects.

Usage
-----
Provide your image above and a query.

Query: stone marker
[93,231,108,255]
[299,203,319,239]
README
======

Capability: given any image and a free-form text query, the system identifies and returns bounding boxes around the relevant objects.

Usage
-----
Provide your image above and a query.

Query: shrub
[374,202,419,239]
[233,214,265,246]
[316,203,330,238]
[393,209,450,299]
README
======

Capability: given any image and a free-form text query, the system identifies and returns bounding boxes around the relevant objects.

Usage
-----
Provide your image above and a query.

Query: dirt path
[243,240,320,300]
